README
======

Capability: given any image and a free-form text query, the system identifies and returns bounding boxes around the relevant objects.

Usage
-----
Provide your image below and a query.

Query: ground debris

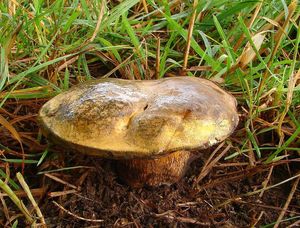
[39,153,300,227]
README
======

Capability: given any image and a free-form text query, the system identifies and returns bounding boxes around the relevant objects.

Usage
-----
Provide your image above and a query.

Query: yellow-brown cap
[38,77,238,159]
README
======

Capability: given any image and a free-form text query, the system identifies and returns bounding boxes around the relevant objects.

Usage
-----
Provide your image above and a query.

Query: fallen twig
[53,201,104,223]
[274,174,300,228]
[44,173,78,190]
[153,211,211,226]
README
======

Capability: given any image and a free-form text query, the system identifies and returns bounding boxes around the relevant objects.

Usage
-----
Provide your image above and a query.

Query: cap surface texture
[39,77,239,158]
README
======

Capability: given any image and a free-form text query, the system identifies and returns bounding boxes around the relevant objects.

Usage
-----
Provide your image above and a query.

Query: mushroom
[38,77,238,187]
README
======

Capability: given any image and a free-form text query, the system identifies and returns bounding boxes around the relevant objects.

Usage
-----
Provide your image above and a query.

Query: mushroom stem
[115,150,195,187]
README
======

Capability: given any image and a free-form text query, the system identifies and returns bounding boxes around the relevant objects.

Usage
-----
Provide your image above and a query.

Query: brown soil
[39,149,300,227]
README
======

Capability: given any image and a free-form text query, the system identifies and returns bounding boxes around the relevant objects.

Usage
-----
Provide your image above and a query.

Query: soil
[37,150,299,228]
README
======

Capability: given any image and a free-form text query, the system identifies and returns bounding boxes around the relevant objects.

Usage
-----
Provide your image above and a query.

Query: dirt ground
[36,150,298,227]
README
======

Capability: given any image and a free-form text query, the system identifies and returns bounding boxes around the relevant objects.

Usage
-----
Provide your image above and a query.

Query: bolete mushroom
[38,77,238,187]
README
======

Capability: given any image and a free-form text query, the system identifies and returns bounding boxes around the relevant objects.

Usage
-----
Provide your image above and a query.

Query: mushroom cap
[38,77,238,159]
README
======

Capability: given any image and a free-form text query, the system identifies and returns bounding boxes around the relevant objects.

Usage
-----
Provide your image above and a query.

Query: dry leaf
[238,32,266,68]
[0,114,22,144]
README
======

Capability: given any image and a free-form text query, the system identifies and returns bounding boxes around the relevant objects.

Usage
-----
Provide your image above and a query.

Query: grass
[0,0,299,226]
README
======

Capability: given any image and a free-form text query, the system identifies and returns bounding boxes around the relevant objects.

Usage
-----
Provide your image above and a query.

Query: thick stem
[115,150,194,187]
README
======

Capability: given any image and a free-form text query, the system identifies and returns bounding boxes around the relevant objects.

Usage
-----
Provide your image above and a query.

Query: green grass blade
[213,15,235,63]
[122,13,145,59]
[162,11,221,71]
[266,126,300,163]
[0,169,20,190]
[101,0,140,29]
